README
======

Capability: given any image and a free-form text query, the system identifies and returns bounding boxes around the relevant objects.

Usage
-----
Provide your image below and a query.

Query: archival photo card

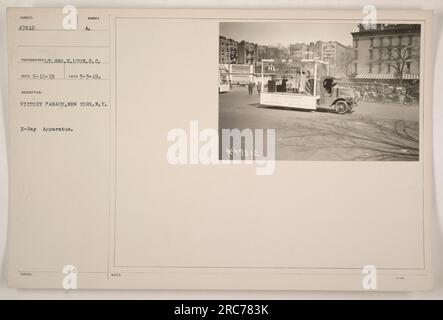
[6,8,433,291]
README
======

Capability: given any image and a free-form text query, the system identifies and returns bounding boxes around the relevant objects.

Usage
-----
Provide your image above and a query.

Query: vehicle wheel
[334,101,348,114]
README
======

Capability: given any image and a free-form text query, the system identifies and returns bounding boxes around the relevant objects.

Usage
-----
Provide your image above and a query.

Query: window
[398,36,403,46]
[379,37,384,47]
[354,39,359,48]
[370,38,374,47]
[389,36,393,47]
[406,62,411,73]
[354,63,358,73]
[409,35,413,45]
[369,63,372,73]
[369,49,373,59]
[387,64,391,73]
[378,63,382,73]
[379,48,383,60]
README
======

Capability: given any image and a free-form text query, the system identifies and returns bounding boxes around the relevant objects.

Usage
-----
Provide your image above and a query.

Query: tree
[382,45,416,85]
[336,49,355,77]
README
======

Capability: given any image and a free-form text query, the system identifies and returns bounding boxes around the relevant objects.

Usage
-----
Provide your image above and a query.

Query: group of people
[350,83,418,104]
[247,81,262,96]
[247,71,330,96]
[272,71,310,94]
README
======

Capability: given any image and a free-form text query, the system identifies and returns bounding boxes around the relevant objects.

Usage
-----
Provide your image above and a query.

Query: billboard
[322,43,336,64]
[230,64,254,74]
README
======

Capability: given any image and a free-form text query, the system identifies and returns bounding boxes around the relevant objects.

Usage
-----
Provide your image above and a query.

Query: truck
[259,58,357,114]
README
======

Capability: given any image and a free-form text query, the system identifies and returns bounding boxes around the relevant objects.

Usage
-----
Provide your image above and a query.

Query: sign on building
[322,43,336,65]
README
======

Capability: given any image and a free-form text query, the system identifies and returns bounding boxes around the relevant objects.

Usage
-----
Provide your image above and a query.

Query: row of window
[220,52,237,58]
[354,35,414,48]
[353,62,411,74]
[220,48,237,52]
[354,47,413,60]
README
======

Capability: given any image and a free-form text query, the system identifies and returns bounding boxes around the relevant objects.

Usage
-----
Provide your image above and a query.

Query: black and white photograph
[219,22,421,161]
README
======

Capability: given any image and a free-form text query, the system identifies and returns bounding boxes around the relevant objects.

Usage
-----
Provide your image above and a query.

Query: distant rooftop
[352,24,421,36]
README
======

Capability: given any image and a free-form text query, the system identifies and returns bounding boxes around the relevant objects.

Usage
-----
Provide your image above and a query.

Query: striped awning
[355,73,419,80]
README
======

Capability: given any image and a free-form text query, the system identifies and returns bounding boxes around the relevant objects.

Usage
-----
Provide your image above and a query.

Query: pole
[261,60,264,93]
[313,60,317,96]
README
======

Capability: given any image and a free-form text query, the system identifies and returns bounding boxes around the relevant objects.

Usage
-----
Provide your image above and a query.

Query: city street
[219,86,420,161]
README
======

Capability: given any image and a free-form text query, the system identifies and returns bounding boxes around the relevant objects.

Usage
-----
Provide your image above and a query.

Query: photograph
[219,22,421,161]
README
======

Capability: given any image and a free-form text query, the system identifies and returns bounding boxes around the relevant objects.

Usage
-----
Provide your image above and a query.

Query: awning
[354,73,419,80]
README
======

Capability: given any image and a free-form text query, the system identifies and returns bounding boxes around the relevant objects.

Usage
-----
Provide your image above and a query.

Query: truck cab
[319,78,357,114]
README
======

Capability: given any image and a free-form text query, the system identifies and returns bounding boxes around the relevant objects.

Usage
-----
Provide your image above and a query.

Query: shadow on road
[279,117,419,161]
[255,104,320,113]
[254,104,355,115]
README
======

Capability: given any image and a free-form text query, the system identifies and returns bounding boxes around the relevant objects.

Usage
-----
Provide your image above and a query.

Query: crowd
[350,83,419,105]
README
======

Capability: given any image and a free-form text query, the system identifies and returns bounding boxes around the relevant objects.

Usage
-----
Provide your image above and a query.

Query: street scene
[219,22,421,161]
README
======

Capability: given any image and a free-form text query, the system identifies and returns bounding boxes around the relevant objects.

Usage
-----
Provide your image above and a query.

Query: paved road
[219,86,420,161]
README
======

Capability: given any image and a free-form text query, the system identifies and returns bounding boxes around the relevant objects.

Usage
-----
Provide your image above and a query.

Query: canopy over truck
[259,56,356,114]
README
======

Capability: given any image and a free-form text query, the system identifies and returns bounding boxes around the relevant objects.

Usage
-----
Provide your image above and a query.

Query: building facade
[237,40,258,65]
[306,41,322,59]
[351,24,420,82]
[219,36,238,64]
[321,41,354,78]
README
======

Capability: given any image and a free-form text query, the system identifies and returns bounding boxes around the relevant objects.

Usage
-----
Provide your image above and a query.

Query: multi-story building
[351,24,420,82]
[306,42,317,59]
[219,36,238,64]
[321,41,354,78]
[237,40,258,65]
[313,41,324,59]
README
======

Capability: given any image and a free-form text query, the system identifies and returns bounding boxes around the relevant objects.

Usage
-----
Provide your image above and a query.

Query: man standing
[257,81,262,95]
[248,81,253,95]
[299,72,307,93]
[363,90,369,102]
[354,89,361,103]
